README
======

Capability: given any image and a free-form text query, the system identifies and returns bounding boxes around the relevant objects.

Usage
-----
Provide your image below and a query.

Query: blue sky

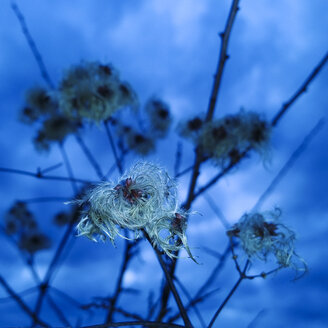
[0,0,328,327]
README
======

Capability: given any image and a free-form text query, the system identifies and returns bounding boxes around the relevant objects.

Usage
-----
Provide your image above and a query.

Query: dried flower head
[227,209,306,271]
[32,115,79,152]
[177,115,204,141]
[75,162,194,260]
[4,202,51,254]
[179,111,271,167]
[18,232,51,254]
[59,62,138,122]
[4,201,37,235]
[20,87,57,123]
[146,98,172,138]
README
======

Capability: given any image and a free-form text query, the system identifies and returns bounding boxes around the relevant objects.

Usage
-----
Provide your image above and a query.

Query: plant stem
[143,232,193,328]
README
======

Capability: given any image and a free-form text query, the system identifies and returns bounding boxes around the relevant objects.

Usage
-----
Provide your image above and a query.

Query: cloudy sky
[0,0,327,327]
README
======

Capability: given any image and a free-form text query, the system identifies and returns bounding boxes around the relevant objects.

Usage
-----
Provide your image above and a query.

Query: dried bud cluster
[178,110,271,166]
[75,162,195,260]
[111,97,172,156]
[59,62,138,122]
[146,98,172,138]
[20,61,139,151]
[227,209,305,271]
[4,202,51,254]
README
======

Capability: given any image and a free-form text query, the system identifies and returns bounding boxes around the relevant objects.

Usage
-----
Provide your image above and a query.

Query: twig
[39,162,62,174]
[32,142,79,322]
[11,2,55,89]
[0,167,94,184]
[157,0,240,318]
[75,134,104,180]
[252,118,325,211]
[0,275,49,327]
[271,52,328,126]
[168,244,230,323]
[205,0,240,122]
[143,231,193,328]
[207,261,249,328]
[204,193,230,228]
[18,196,70,203]
[174,276,206,328]
[174,142,183,178]
[59,142,78,193]
[82,321,185,328]
[105,240,136,322]
[193,52,328,203]
[104,120,123,174]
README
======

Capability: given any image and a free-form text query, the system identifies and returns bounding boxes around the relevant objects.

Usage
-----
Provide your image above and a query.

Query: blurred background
[0,0,327,327]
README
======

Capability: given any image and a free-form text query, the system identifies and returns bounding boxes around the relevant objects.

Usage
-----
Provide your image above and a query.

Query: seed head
[75,162,195,260]
[59,62,138,122]
[227,209,306,271]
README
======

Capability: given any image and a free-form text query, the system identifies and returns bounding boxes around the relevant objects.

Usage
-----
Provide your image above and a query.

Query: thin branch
[0,167,93,184]
[207,261,249,328]
[105,240,136,323]
[39,162,62,174]
[18,196,69,203]
[168,244,230,324]
[143,231,193,328]
[174,276,206,328]
[174,142,183,178]
[205,0,240,122]
[104,120,123,174]
[11,2,55,89]
[204,193,230,228]
[157,1,240,318]
[75,134,104,180]
[32,142,79,322]
[252,118,325,211]
[0,275,49,327]
[168,287,221,324]
[82,321,185,328]
[59,142,78,193]
[193,52,328,202]
[271,52,328,126]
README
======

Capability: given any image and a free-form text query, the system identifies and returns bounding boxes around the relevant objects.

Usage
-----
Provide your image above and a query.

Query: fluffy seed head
[227,209,306,270]
[75,162,194,260]
[59,62,138,122]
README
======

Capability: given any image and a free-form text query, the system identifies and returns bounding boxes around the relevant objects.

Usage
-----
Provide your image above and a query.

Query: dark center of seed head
[158,108,169,119]
[97,85,114,99]
[188,117,202,130]
[212,126,227,140]
[135,134,145,143]
[99,65,112,76]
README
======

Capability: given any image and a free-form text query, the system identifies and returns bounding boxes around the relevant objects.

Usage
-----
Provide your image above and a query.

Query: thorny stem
[0,167,93,184]
[0,275,49,327]
[157,0,240,319]
[75,134,104,180]
[143,231,193,328]
[104,120,123,174]
[207,261,249,328]
[105,241,136,323]
[205,0,240,122]
[11,2,55,89]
